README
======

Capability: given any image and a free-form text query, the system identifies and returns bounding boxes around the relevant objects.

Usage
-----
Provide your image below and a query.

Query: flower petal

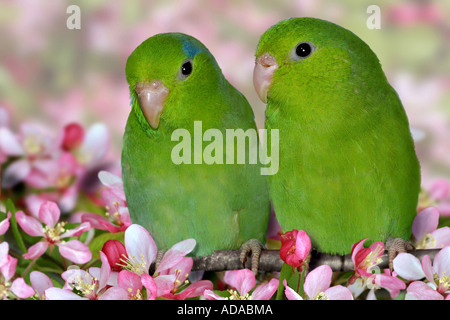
[45,287,88,300]
[11,277,35,299]
[304,265,332,299]
[421,255,435,284]
[125,224,157,270]
[429,179,450,200]
[432,227,450,248]
[251,278,279,300]
[117,270,142,295]
[58,240,92,264]
[61,222,91,238]
[155,239,195,273]
[175,280,213,300]
[406,281,444,300]
[412,207,439,240]
[0,127,24,156]
[433,246,450,278]
[324,285,354,300]
[23,241,49,260]
[0,212,11,235]
[0,242,9,267]
[283,279,303,300]
[30,271,54,297]
[224,269,255,297]
[38,201,60,228]
[16,211,44,237]
[203,289,226,300]
[99,286,130,300]
[2,159,31,188]
[393,252,425,280]
[141,273,157,300]
[154,274,176,297]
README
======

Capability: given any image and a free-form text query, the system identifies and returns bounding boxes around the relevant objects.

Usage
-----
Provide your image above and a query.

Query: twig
[151,248,441,274]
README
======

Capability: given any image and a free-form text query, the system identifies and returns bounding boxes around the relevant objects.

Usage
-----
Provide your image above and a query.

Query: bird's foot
[239,239,265,275]
[386,238,414,272]
[155,250,167,271]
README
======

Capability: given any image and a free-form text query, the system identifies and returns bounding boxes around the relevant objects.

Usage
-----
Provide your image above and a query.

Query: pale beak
[253,53,278,103]
[135,80,169,129]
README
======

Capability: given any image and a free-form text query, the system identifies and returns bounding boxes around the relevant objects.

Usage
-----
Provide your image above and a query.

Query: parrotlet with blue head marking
[122,33,271,273]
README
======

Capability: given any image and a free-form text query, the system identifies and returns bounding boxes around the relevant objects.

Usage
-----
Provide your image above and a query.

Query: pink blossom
[158,257,213,300]
[283,265,353,300]
[204,268,279,300]
[30,271,54,300]
[81,170,131,232]
[45,251,111,300]
[0,242,35,300]
[394,246,450,299]
[99,270,158,300]
[279,229,311,271]
[412,207,450,249]
[419,180,450,217]
[16,201,92,264]
[0,123,58,188]
[348,238,384,284]
[72,123,110,169]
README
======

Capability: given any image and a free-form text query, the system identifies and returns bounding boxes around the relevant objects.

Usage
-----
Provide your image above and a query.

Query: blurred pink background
[1,0,449,185]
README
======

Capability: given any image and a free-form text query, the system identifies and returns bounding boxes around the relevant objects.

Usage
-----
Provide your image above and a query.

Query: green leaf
[276,263,297,300]
[5,199,27,253]
[89,231,125,259]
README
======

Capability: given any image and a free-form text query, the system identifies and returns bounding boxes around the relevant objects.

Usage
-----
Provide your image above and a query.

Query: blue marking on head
[182,39,202,58]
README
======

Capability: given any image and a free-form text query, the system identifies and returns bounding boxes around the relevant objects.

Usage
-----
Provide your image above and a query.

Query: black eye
[178,59,193,80]
[291,42,315,60]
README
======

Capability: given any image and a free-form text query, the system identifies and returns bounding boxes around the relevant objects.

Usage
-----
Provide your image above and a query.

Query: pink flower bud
[280,229,311,270]
[102,240,127,272]
[61,123,84,151]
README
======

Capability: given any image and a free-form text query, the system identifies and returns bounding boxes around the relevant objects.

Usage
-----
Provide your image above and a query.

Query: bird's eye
[178,59,193,80]
[291,42,315,61]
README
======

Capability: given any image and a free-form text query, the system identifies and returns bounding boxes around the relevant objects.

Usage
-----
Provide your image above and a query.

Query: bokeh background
[1,0,449,185]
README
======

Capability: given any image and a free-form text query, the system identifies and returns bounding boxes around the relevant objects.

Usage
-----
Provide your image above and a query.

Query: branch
[178,248,440,273]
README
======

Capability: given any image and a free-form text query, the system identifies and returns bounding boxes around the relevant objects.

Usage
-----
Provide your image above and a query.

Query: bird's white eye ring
[178,59,193,80]
[291,41,315,61]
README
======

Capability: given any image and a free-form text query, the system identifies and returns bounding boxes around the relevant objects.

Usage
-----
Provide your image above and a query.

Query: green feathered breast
[256,18,420,255]
[122,33,270,257]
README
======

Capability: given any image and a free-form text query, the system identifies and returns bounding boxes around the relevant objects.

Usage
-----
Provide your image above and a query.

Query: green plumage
[122,33,270,256]
[257,18,421,255]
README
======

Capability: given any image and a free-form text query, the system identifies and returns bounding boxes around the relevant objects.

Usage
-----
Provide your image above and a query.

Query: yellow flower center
[362,244,383,269]
[128,288,143,300]
[226,289,251,300]
[434,271,450,293]
[42,222,67,244]
[69,273,98,299]
[22,135,44,156]
[118,253,148,275]
[105,201,124,225]
[313,291,329,300]
[0,281,11,299]
[416,233,436,249]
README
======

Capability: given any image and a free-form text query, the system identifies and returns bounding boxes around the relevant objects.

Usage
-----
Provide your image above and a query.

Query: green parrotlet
[122,33,270,273]
[253,17,420,268]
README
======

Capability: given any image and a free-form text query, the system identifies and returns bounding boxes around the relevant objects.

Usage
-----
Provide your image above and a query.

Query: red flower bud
[62,123,84,151]
[102,240,127,272]
[280,229,311,270]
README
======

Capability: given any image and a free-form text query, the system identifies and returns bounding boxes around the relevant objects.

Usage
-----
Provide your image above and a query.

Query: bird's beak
[253,53,278,103]
[135,80,169,129]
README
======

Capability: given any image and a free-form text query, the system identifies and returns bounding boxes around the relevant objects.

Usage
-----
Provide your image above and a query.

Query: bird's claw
[239,239,265,275]
[386,238,414,272]
[155,250,166,271]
